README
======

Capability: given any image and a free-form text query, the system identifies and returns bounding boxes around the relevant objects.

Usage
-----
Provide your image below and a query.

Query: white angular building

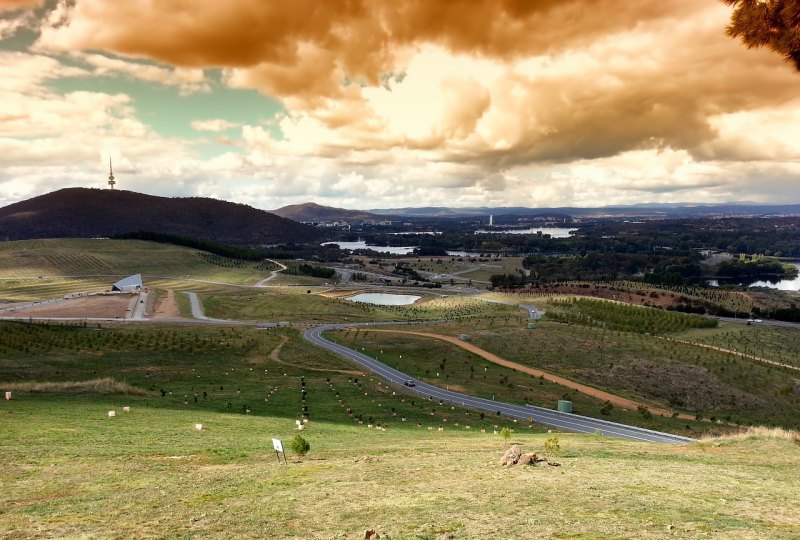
[111,274,143,292]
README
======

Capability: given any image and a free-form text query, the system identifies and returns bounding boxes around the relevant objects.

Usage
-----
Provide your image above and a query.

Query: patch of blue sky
[46,68,285,142]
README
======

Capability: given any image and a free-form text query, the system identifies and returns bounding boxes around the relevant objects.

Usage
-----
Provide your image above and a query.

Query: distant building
[112,274,143,292]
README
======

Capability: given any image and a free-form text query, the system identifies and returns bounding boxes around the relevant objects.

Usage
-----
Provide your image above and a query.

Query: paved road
[184,292,239,324]
[129,291,148,320]
[304,324,695,444]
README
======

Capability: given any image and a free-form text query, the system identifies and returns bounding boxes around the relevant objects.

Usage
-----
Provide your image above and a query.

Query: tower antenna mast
[108,158,115,190]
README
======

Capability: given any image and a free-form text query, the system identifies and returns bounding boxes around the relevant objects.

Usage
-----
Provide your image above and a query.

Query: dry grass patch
[2,377,148,395]
[702,426,800,444]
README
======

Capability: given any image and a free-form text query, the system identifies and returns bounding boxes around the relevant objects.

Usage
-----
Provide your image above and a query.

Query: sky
[1,0,799,211]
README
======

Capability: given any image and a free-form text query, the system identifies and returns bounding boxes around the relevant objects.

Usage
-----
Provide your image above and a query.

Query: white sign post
[272,438,287,464]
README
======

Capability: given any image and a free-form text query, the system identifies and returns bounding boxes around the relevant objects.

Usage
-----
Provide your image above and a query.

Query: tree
[290,435,310,457]
[723,0,800,71]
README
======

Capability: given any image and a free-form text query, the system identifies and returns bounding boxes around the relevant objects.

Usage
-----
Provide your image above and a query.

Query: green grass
[331,318,800,431]
[0,239,275,300]
[544,296,718,334]
[201,289,519,323]
[2,395,799,538]
[676,322,800,368]
[330,327,709,437]
[1,321,799,538]
[0,322,522,431]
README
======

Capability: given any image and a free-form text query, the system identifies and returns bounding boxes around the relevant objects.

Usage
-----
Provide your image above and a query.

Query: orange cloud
[0,0,42,12]
[31,0,800,190]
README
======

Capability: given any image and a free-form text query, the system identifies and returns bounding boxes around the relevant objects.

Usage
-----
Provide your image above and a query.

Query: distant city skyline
[1,0,799,211]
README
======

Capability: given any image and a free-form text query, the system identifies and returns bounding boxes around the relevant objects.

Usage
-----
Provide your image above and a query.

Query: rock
[500,444,524,466]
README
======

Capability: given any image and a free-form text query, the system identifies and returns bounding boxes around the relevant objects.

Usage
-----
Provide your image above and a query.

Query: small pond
[346,293,422,305]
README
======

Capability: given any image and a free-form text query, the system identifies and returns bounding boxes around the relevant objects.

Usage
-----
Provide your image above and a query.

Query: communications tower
[107,158,115,190]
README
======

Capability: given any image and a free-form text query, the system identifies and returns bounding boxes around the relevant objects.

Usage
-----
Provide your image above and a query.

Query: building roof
[112,274,143,291]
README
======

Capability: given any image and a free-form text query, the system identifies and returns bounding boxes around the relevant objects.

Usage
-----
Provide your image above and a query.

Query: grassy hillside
[1,321,798,538]
[0,239,280,302]
[332,317,800,432]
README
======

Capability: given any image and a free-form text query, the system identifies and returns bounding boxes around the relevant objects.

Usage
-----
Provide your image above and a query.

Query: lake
[707,261,800,291]
[474,227,578,238]
[322,241,415,255]
[346,293,421,305]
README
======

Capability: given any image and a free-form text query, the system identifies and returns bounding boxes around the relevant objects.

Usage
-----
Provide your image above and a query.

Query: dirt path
[362,329,693,420]
[255,259,287,287]
[153,289,180,319]
[263,335,363,375]
[664,337,800,373]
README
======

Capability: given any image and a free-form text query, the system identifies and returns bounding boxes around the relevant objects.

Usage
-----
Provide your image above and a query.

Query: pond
[346,293,422,305]
[707,261,800,291]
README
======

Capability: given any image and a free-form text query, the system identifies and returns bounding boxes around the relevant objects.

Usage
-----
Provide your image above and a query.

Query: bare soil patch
[10,295,132,318]
[153,289,180,318]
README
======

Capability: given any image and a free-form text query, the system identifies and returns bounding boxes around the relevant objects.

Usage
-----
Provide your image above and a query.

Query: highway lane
[304,324,695,444]
[184,292,240,324]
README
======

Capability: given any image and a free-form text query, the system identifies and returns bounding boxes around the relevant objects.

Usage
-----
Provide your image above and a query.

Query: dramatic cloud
[73,53,209,94]
[0,0,796,209]
[0,0,42,13]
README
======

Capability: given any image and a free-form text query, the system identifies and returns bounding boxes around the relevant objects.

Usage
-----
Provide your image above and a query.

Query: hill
[272,201,381,222]
[0,323,798,538]
[0,188,321,246]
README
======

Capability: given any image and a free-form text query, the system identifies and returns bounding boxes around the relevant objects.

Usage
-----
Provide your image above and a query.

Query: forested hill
[273,202,381,222]
[0,188,322,246]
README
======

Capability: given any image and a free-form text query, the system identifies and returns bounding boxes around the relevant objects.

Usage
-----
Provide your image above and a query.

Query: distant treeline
[285,263,337,279]
[113,231,264,260]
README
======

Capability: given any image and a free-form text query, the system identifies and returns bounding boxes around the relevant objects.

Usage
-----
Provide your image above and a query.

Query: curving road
[304,324,695,444]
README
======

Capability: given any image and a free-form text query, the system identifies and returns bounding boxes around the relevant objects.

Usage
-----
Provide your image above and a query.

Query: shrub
[600,401,614,416]
[499,427,511,441]
[290,435,310,457]
[637,405,652,419]
[543,435,561,457]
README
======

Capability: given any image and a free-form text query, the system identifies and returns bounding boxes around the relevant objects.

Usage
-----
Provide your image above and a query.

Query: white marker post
[272,438,287,464]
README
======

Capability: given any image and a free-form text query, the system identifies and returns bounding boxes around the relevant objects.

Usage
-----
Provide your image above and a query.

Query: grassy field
[2,387,799,538]
[676,323,800,368]
[0,239,273,293]
[1,320,799,538]
[328,327,709,438]
[201,290,519,323]
[331,317,800,432]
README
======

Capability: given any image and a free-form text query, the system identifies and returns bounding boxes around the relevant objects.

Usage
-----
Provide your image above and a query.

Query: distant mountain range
[0,188,321,245]
[368,203,800,218]
[272,202,381,222]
